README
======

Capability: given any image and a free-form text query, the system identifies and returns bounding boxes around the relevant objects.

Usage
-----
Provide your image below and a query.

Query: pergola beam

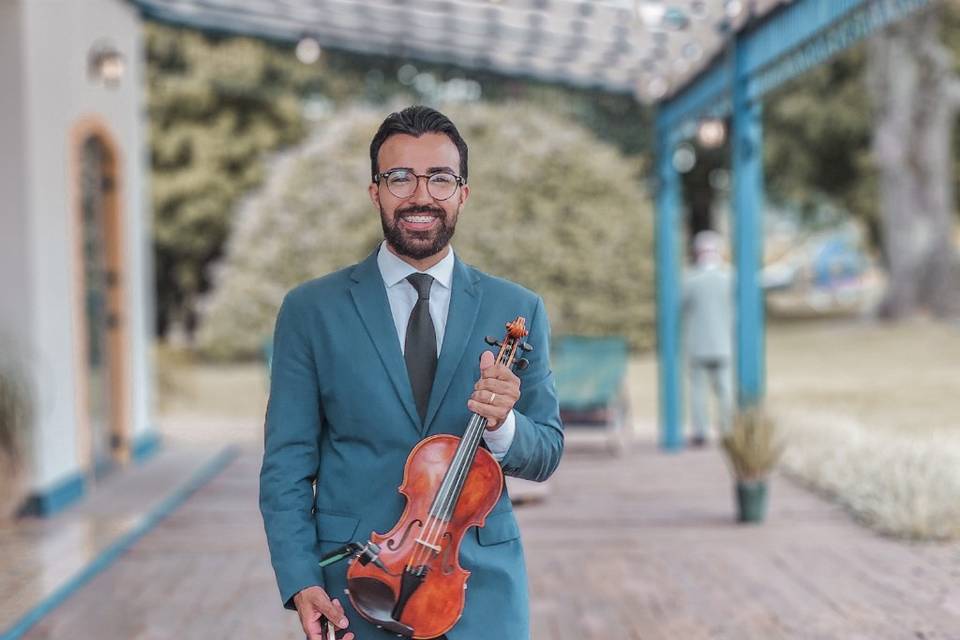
[135,0,647,93]
[652,0,932,449]
[659,0,932,136]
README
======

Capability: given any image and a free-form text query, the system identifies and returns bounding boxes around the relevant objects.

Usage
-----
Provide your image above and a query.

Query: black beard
[381,204,457,261]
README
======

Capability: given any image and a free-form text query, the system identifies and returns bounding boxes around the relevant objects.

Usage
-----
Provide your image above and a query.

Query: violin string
[410,410,486,570]
[410,336,513,570]
[407,327,524,571]
[427,339,509,543]
[407,411,485,571]
[408,407,486,570]
[435,337,519,527]
[415,338,519,566]
[409,412,485,571]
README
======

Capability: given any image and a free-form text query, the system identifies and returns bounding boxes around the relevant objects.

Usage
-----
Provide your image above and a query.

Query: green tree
[763,2,960,317]
[147,23,313,337]
[764,45,877,235]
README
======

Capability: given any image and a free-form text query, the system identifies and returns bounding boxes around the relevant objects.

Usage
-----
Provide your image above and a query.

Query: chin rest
[347,576,415,637]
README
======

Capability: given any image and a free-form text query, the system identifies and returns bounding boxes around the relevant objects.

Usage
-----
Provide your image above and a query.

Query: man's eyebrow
[381,166,456,174]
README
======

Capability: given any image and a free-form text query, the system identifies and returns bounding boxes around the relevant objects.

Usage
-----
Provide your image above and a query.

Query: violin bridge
[415,538,442,553]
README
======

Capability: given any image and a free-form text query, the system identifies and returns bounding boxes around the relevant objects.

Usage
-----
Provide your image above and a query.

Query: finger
[474,378,519,398]
[482,363,521,383]
[479,350,495,371]
[302,616,323,640]
[467,399,508,426]
[313,596,349,629]
[469,387,514,409]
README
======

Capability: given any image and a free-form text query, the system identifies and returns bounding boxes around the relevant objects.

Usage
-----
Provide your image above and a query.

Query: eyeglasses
[374,169,464,201]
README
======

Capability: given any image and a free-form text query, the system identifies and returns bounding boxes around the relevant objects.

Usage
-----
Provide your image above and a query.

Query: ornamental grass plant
[0,348,32,519]
[721,407,783,483]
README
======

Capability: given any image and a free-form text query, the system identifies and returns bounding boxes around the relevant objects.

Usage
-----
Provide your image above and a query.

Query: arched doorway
[77,128,128,477]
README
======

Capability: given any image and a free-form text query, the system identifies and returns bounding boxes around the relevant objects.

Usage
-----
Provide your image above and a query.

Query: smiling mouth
[401,215,437,224]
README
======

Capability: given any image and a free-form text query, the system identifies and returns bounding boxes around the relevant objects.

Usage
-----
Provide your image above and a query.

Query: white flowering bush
[196,102,654,359]
[779,409,960,540]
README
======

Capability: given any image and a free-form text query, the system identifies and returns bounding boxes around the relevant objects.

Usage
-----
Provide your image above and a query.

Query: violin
[341,317,532,639]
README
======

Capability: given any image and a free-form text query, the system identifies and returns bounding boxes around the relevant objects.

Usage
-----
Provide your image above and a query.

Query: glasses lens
[386,170,416,198]
[427,173,457,200]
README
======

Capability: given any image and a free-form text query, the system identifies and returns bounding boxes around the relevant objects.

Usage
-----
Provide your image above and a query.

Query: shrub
[196,102,655,359]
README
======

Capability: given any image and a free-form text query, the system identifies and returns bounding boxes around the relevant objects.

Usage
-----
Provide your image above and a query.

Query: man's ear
[459,183,470,207]
[368,182,381,210]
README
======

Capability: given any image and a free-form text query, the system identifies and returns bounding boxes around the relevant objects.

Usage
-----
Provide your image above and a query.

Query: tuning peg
[515,358,529,370]
[520,342,533,352]
[484,336,502,346]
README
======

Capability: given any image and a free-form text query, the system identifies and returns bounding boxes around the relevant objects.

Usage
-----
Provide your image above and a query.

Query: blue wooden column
[731,43,766,408]
[654,118,683,450]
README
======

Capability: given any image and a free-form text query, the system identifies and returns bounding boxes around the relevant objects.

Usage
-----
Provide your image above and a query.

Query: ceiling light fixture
[88,42,125,87]
[697,118,726,148]
[295,36,322,64]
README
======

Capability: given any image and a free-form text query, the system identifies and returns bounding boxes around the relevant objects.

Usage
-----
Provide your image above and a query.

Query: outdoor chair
[552,335,631,455]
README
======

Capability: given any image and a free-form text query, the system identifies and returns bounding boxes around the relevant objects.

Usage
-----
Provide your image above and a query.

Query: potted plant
[720,407,782,523]
[0,353,32,521]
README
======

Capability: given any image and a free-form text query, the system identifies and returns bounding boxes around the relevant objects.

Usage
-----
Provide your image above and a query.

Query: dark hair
[369,106,469,182]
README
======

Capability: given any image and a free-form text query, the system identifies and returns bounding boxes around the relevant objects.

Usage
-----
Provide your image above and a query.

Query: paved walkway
[0,446,233,638]
[6,438,960,639]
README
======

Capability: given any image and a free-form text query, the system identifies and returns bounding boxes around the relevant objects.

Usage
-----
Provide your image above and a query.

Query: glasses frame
[374,169,465,201]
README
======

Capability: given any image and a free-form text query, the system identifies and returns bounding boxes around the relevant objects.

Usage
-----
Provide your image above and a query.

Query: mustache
[396,204,445,218]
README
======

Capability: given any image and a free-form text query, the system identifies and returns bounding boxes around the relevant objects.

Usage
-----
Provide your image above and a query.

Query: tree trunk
[867,5,960,319]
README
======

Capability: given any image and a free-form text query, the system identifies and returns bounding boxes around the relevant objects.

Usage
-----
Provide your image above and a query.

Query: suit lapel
[348,251,421,430]
[423,258,482,434]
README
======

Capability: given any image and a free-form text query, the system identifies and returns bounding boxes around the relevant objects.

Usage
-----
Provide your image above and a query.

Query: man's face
[369,132,469,261]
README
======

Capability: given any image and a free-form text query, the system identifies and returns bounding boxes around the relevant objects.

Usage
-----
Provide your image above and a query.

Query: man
[681,230,734,446]
[260,106,563,640]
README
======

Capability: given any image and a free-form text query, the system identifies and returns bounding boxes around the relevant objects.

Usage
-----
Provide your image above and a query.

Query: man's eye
[430,174,454,185]
[390,173,412,183]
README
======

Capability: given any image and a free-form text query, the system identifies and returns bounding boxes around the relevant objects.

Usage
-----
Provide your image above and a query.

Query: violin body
[346,433,503,639]
[345,317,530,638]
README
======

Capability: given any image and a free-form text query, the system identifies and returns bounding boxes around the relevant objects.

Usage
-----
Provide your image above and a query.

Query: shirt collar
[376,241,455,290]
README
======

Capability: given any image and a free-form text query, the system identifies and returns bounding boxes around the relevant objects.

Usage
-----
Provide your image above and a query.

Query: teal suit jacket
[259,250,564,639]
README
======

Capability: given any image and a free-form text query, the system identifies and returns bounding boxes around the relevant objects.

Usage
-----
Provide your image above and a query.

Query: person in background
[682,230,734,447]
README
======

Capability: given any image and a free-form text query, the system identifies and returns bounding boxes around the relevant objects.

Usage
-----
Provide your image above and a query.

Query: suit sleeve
[499,295,564,482]
[259,291,326,610]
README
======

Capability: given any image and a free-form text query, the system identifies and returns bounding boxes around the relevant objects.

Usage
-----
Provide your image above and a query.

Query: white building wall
[0,2,33,352]
[7,0,153,495]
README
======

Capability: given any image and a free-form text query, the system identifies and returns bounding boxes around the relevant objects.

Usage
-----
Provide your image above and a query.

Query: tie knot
[406,273,434,300]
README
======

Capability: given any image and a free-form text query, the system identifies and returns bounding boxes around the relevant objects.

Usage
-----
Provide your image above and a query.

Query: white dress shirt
[376,241,515,459]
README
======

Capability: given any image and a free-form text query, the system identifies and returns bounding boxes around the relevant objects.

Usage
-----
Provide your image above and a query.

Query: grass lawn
[766,318,960,435]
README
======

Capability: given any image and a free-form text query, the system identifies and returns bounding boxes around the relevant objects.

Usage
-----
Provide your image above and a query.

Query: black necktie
[404,273,437,422]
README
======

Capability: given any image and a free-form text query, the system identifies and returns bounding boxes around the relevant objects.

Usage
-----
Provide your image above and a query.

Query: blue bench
[552,336,631,454]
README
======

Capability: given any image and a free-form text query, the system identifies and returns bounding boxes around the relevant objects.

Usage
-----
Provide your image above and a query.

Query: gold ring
[489,392,497,403]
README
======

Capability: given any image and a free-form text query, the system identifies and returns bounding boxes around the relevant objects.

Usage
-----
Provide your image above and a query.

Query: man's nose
[408,175,434,204]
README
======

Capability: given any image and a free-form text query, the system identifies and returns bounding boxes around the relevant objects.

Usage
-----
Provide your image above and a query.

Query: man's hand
[293,586,353,640]
[468,350,521,430]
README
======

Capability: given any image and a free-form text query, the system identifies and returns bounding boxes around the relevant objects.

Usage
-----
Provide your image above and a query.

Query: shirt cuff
[482,410,516,461]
